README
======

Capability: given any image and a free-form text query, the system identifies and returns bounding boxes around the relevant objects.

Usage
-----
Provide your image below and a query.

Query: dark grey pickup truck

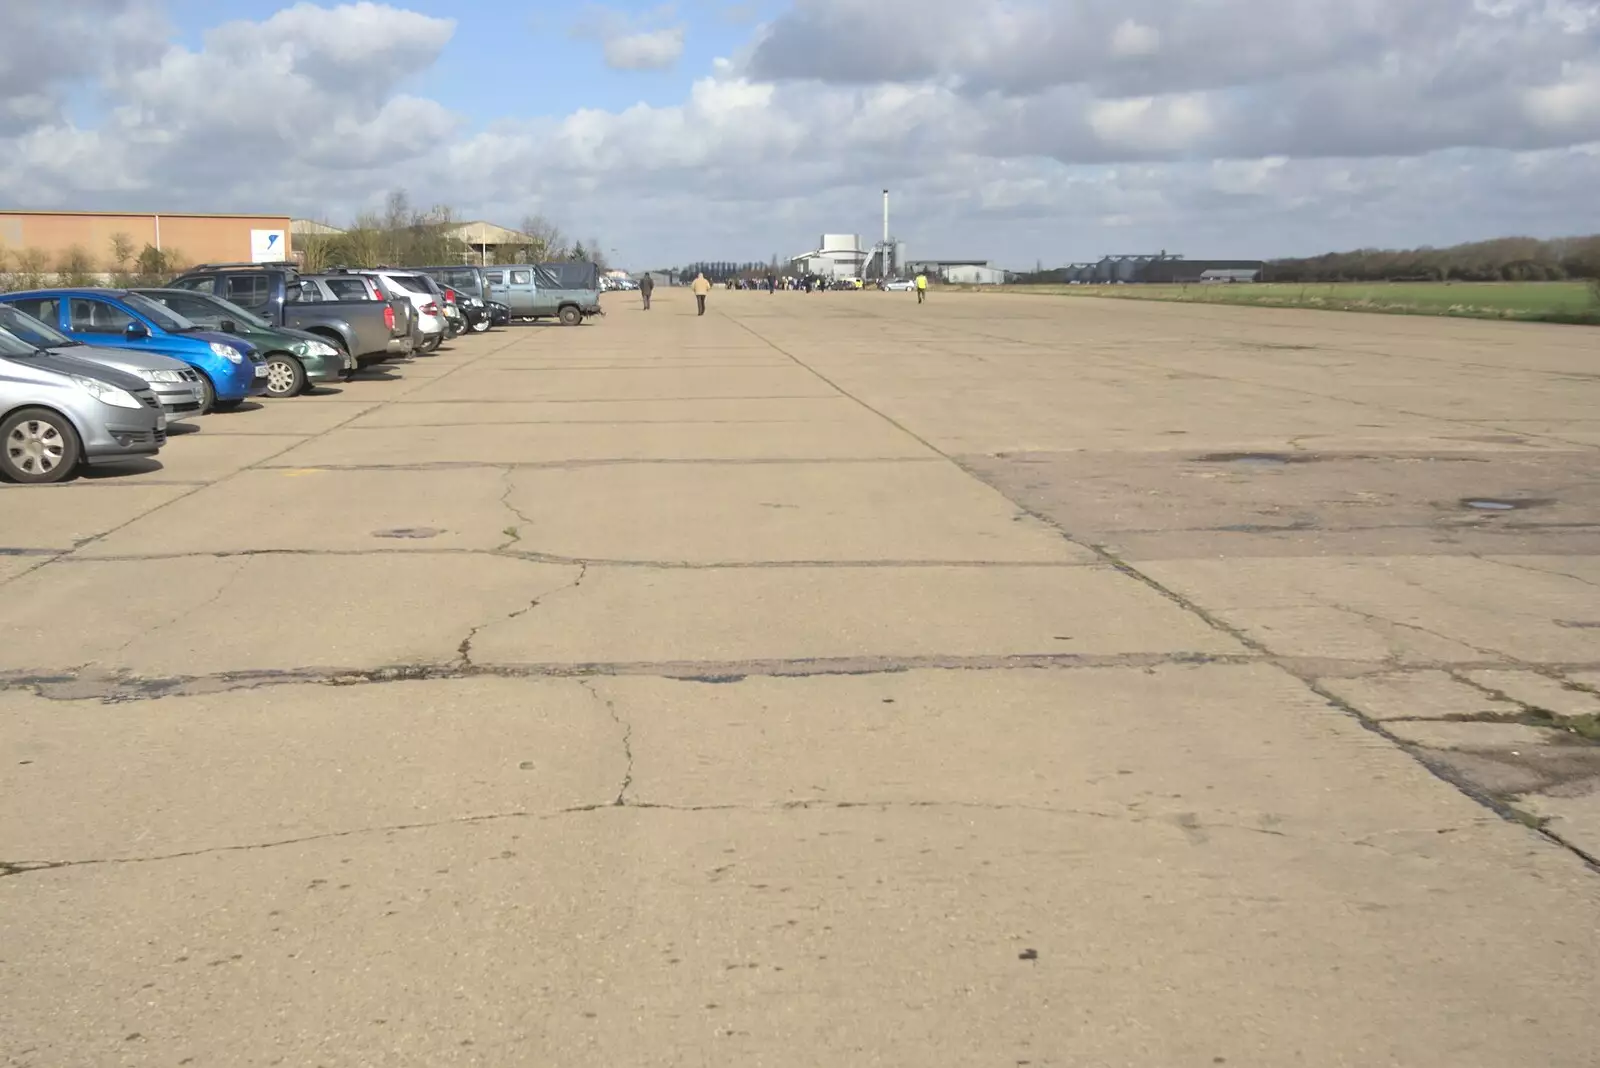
[166,264,414,366]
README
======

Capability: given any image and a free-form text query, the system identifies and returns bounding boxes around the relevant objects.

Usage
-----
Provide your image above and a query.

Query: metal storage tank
[821,233,862,253]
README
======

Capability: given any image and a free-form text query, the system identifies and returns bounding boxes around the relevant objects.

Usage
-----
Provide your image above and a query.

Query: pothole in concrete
[373,527,445,539]
[1458,498,1552,512]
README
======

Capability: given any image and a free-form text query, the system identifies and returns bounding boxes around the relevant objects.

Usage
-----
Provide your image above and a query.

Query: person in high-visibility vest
[914,272,928,304]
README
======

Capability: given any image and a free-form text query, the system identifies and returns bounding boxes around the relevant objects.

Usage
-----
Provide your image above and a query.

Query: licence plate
[254,364,268,377]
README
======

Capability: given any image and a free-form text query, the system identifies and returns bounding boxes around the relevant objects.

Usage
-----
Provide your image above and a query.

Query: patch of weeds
[1444,707,1600,743]
[501,526,521,544]
[1505,804,1551,831]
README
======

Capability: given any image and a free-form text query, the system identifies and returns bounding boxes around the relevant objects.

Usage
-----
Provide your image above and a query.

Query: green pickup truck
[134,289,352,397]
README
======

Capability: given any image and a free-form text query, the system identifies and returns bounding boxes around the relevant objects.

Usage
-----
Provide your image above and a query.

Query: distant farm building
[1026,255,1265,285]
[907,259,1008,285]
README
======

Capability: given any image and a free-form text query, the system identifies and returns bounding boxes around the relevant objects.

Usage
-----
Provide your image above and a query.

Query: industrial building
[790,191,910,281]
[792,234,881,280]
[1,210,292,268]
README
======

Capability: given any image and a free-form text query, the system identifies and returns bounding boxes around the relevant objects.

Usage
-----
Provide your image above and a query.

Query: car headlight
[290,340,335,358]
[139,368,184,383]
[209,342,244,364]
[69,373,142,409]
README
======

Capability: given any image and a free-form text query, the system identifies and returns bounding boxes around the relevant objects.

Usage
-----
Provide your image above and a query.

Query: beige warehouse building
[0,210,293,269]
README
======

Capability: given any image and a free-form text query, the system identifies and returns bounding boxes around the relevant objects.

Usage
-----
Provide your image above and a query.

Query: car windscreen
[193,293,271,329]
[0,328,41,358]
[121,292,196,332]
[0,305,72,347]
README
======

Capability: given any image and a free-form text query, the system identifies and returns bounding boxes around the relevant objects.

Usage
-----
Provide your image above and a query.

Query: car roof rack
[188,262,297,272]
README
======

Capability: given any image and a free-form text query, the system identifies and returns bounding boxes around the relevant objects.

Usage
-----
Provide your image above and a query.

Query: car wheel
[470,316,491,333]
[264,354,308,398]
[558,305,582,326]
[196,373,218,415]
[425,334,443,352]
[1,407,82,484]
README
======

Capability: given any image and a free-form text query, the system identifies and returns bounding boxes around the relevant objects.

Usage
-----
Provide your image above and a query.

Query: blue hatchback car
[0,289,268,412]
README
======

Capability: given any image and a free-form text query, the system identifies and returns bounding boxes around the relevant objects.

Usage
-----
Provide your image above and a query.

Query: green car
[133,288,353,398]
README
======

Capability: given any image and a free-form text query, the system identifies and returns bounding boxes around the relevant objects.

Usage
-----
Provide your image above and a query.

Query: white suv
[371,271,447,352]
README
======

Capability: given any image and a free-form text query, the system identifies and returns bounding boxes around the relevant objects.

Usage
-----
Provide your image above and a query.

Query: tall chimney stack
[882,189,890,246]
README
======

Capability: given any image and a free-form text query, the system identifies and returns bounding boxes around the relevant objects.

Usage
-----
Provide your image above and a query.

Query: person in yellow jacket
[914,272,928,304]
[691,272,712,316]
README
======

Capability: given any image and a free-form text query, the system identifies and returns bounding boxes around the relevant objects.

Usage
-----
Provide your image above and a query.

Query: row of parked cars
[0,260,605,483]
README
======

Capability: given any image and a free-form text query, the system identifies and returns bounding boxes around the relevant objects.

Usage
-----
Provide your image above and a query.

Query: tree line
[1267,234,1600,285]
[295,190,608,272]
[0,237,191,291]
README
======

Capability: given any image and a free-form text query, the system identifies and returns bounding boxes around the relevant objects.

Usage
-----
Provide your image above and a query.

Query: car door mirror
[124,321,149,340]
[220,319,238,333]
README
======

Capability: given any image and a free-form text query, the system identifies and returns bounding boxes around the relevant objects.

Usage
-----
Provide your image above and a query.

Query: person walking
[691,272,711,316]
[638,272,654,311]
[915,271,928,304]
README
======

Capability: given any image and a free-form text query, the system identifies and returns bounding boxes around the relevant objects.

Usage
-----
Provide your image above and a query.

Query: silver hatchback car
[0,303,205,417]
[0,332,166,483]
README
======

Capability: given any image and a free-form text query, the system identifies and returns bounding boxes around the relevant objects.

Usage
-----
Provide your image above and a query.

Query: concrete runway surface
[3,288,1599,1066]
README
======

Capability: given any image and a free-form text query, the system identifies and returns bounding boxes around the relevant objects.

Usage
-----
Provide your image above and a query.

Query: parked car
[166,264,413,367]
[0,303,204,417]
[324,269,446,351]
[416,266,496,333]
[882,278,915,292]
[483,262,603,325]
[298,271,421,359]
[1,329,165,483]
[0,289,267,412]
[487,301,510,327]
[131,289,350,398]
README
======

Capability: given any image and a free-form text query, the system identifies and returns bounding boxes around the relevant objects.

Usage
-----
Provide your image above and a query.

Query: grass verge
[985,281,1600,324]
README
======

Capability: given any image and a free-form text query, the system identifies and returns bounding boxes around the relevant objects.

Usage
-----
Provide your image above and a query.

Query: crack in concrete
[109,557,250,657]
[0,650,1273,703]
[1478,555,1600,591]
[495,465,534,551]
[581,680,633,805]
[5,796,1443,882]
[48,547,1099,571]
[456,564,588,667]
[255,456,944,473]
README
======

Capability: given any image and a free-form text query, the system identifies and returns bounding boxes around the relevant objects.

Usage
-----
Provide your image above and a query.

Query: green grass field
[1000,281,1600,324]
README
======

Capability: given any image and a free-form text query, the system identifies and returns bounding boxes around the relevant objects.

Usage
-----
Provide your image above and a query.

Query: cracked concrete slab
[470,563,1245,665]
[110,431,310,483]
[0,554,578,677]
[346,395,862,429]
[186,401,379,436]
[1464,669,1600,718]
[419,365,840,403]
[1136,555,1600,662]
[3,806,1596,1068]
[75,467,515,556]
[1318,670,1521,721]
[4,290,1600,1066]
[959,449,1600,560]
[263,418,936,468]
[599,663,1509,835]
[500,460,1089,564]
[0,677,622,862]
[0,483,195,551]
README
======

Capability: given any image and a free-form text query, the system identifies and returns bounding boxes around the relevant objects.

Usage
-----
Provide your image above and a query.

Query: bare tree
[519,214,568,261]
[57,245,97,286]
[14,248,50,289]
[109,233,136,280]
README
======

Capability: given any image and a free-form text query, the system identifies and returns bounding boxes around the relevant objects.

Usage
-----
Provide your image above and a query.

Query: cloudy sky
[2,0,1598,269]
